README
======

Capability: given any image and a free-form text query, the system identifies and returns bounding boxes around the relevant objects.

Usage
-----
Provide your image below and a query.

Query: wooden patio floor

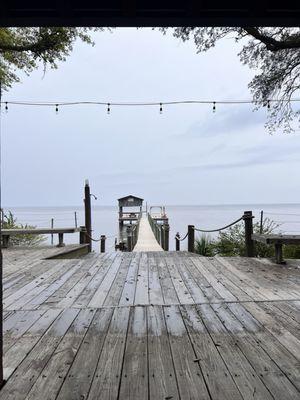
[1,248,300,399]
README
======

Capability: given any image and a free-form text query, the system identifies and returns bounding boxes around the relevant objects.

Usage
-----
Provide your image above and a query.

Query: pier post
[100,235,106,253]
[84,180,92,252]
[160,225,165,250]
[188,225,195,253]
[127,226,133,252]
[243,211,255,257]
[175,233,180,251]
[79,226,87,244]
[164,224,169,251]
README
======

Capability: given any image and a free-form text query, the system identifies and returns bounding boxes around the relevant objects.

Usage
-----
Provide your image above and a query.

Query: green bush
[194,217,300,258]
[2,210,46,246]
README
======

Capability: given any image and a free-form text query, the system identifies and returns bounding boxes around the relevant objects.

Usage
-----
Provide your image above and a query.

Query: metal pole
[84,180,92,252]
[74,211,78,229]
[243,211,255,257]
[51,218,54,245]
[260,210,263,234]
[188,225,195,253]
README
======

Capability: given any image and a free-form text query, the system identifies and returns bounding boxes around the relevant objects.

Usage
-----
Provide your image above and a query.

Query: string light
[5,102,8,113]
[1,98,300,111]
[55,104,59,114]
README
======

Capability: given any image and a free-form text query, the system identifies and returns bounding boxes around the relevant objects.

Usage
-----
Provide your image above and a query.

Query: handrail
[175,211,255,256]
[193,216,244,233]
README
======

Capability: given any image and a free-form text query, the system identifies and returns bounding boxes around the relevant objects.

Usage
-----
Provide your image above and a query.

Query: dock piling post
[100,235,106,253]
[164,224,169,251]
[243,211,255,257]
[160,225,165,250]
[84,180,92,252]
[57,233,65,247]
[79,226,87,244]
[175,233,180,251]
[188,225,195,253]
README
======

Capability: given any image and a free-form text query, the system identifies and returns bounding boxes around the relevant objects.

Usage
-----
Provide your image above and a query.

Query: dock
[133,214,163,252]
[1,246,300,399]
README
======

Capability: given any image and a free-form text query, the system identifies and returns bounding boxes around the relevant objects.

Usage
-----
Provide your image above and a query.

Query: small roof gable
[118,195,144,202]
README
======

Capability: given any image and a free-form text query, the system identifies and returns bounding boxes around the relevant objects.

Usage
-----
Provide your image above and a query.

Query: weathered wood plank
[118,306,148,399]
[87,307,130,400]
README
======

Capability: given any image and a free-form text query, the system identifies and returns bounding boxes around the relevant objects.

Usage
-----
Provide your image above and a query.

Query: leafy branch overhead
[0,27,103,89]
[161,27,300,133]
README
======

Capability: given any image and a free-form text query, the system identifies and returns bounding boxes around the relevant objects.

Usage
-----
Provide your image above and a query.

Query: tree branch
[244,27,300,51]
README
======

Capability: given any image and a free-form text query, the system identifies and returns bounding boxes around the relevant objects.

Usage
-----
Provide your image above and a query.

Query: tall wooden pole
[84,180,92,252]
[0,81,4,387]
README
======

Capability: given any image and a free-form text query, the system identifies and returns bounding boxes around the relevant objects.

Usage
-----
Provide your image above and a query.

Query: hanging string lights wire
[0,98,299,114]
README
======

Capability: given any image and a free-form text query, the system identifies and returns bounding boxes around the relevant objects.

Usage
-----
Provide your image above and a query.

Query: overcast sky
[2,28,300,207]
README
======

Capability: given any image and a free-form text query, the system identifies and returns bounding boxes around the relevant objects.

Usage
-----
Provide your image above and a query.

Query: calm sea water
[5,204,300,252]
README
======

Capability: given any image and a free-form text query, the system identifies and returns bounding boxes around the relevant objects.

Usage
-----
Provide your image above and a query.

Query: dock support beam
[243,211,254,257]
[84,180,92,252]
[175,233,180,251]
[188,225,195,253]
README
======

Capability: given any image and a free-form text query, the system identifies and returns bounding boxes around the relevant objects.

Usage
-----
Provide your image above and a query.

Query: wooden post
[164,224,169,251]
[79,226,87,244]
[175,233,180,251]
[188,225,195,253]
[100,235,106,253]
[274,242,284,264]
[84,180,92,252]
[243,211,255,257]
[57,233,65,247]
[160,225,165,249]
[74,212,78,229]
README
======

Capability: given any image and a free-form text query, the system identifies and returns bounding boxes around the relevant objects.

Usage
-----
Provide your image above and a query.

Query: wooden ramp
[133,214,163,252]
[1,248,300,400]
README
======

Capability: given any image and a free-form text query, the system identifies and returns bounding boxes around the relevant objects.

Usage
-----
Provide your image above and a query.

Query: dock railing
[127,213,142,251]
[148,213,170,251]
[175,210,254,256]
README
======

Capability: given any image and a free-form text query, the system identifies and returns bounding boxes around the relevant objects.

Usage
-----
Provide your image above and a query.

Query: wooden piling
[164,223,169,251]
[188,225,195,253]
[79,226,87,245]
[84,180,92,252]
[243,211,254,257]
[100,235,106,253]
[175,233,180,251]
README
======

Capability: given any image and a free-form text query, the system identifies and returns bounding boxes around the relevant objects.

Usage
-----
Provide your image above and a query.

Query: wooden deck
[1,248,300,399]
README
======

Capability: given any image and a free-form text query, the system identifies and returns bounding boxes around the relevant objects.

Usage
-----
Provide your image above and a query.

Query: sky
[2,28,300,207]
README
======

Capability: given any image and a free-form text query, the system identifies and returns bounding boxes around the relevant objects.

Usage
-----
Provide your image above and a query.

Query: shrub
[2,210,46,246]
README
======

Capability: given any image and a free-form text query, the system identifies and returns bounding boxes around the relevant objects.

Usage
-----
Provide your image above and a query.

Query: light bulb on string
[159,103,163,114]
[5,102,8,113]
[213,102,216,113]
[55,104,59,114]
[267,100,270,109]
[107,103,110,114]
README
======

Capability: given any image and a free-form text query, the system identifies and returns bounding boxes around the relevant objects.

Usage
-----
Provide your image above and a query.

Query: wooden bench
[252,233,300,264]
[1,227,81,248]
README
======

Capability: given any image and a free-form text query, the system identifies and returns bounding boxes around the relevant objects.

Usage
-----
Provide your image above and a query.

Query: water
[4,204,300,251]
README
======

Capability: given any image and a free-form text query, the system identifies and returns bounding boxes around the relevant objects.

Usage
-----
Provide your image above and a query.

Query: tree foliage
[0,27,102,90]
[160,27,300,133]
[2,210,46,246]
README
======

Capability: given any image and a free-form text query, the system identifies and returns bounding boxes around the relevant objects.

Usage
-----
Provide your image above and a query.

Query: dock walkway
[1,248,300,400]
[133,214,163,252]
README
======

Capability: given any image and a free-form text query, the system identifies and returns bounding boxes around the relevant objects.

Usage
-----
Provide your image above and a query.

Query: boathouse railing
[148,213,169,251]
[175,210,254,256]
[127,214,141,251]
